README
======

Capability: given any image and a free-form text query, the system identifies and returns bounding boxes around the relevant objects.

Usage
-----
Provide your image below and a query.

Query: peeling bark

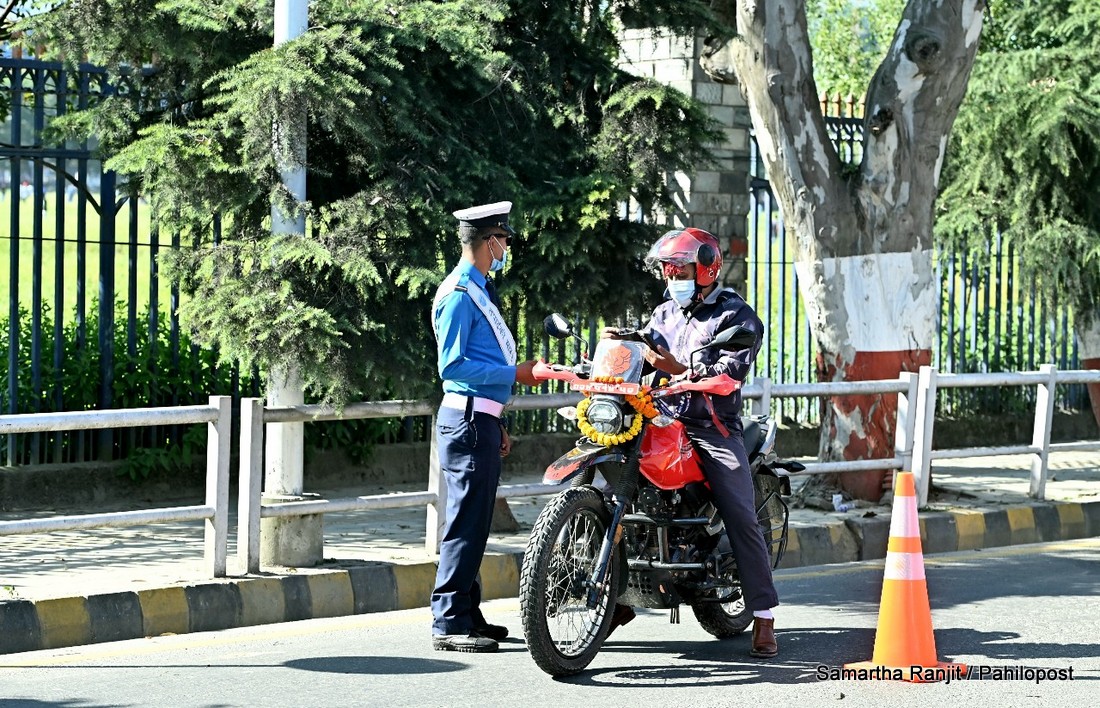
[702,0,985,500]
[1076,315,1100,430]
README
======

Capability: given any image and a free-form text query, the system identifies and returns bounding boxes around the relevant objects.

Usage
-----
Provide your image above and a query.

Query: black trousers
[684,424,779,612]
[430,405,502,635]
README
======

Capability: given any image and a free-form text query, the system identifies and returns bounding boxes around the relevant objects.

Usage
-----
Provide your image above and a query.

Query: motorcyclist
[603,227,780,659]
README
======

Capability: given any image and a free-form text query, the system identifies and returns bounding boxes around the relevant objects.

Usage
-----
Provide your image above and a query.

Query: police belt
[441,392,505,418]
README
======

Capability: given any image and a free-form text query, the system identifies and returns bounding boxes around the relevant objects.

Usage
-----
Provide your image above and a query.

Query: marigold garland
[575,376,659,446]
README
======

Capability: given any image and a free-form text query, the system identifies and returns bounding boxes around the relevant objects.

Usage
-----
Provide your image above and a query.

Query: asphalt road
[1,539,1098,707]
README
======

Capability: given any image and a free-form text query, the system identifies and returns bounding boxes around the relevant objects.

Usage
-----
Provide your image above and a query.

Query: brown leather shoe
[750,617,778,658]
[606,604,636,637]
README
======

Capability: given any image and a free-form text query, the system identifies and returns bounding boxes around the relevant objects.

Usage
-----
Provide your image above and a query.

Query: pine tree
[21,0,723,402]
[937,0,1100,321]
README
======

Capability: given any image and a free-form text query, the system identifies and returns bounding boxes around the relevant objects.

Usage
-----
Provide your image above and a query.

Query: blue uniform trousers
[684,424,779,611]
[430,405,502,635]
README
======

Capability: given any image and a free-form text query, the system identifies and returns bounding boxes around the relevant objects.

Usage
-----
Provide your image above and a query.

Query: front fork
[586,434,643,608]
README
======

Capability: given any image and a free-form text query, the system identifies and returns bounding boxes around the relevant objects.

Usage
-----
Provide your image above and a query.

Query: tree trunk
[700,0,985,500]
[1077,315,1100,431]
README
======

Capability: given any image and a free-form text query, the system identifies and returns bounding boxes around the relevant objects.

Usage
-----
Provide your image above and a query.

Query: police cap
[452,201,515,236]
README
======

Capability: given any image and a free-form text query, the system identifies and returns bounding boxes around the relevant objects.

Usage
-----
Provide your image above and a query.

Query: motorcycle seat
[742,417,763,456]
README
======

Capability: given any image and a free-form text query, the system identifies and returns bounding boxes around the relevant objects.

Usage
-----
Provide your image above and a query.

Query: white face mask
[667,279,696,307]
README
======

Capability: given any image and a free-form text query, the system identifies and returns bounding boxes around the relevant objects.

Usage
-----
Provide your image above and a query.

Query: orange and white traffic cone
[845,471,966,682]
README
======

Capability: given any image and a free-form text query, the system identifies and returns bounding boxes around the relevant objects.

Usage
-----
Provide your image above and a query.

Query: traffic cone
[845,471,966,682]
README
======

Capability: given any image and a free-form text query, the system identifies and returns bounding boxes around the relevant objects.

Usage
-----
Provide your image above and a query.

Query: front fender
[544,440,625,485]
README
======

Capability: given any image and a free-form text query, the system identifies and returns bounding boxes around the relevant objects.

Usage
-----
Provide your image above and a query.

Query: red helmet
[644,228,723,287]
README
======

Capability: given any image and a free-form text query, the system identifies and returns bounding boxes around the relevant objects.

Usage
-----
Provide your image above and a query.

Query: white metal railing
[747,364,1100,506]
[0,396,233,577]
[235,392,583,572]
[237,364,1099,568]
[3,365,1097,577]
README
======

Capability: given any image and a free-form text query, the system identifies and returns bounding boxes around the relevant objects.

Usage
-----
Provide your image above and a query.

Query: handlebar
[532,361,586,384]
[533,360,740,397]
[651,373,741,398]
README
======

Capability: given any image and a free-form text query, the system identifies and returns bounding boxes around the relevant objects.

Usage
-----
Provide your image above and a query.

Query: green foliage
[0,301,227,415]
[0,300,393,474]
[806,0,907,99]
[0,300,237,474]
[936,0,1100,323]
[21,0,725,404]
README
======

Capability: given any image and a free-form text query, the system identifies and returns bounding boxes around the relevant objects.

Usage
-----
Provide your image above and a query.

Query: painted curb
[1,501,1097,656]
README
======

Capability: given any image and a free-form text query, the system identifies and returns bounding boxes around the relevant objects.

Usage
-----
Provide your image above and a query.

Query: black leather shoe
[606,604,636,638]
[432,632,499,653]
[473,622,509,641]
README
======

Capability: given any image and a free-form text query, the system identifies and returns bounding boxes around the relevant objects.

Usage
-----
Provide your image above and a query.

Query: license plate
[571,381,641,395]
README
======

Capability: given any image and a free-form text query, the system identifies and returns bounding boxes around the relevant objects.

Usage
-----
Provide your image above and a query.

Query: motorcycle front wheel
[519,486,621,676]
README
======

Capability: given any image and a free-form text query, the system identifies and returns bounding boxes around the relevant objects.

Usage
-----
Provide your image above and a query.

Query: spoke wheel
[519,486,620,676]
[691,576,753,638]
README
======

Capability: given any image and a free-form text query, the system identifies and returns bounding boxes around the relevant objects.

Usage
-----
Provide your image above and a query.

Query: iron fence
[747,107,1088,425]
[2,60,1091,469]
[0,57,257,465]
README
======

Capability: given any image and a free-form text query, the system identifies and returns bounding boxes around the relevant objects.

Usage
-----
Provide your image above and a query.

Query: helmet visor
[644,231,699,278]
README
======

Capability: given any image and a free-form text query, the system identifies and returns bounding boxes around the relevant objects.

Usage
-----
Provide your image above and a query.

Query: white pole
[266,0,309,498]
[1029,364,1057,499]
[910,365,938,507]
[238,397,265,574]
[204,396,232,578]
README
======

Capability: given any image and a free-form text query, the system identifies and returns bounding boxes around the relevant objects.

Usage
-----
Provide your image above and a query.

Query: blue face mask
[489,239,508,272]
[667,279,696,307]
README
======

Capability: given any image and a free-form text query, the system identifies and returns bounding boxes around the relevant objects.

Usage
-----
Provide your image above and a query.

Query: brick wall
[618,28,752,293]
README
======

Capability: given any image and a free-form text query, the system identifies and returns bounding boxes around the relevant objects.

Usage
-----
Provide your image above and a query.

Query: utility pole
[261,0,321,567]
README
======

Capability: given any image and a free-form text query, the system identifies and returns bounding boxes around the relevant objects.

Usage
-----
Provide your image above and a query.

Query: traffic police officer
[430,201,539,653]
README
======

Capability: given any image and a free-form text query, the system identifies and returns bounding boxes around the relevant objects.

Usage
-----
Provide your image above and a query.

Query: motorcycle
[518,313,804,676]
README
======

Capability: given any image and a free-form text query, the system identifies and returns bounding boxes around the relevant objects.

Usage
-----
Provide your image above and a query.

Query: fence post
[238,398,264,574]
[204,395,232,577]
[909,366,938,507]
[752,377,771,417]
[1029,364,1057,499]
[425,413,445,555]
[893,372,919,473]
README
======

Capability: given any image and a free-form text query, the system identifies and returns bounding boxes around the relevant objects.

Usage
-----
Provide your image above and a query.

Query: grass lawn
[1,190,179,324]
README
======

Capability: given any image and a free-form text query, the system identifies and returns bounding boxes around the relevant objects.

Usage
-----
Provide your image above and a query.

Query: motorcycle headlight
[585,398,623,435]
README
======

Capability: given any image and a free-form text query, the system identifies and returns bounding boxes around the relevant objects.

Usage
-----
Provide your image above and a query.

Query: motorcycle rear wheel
[691,583,754,638]
[519,486,621,676]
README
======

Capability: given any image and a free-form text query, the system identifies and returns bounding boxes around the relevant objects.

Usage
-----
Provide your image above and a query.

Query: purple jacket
[641,287,764,431]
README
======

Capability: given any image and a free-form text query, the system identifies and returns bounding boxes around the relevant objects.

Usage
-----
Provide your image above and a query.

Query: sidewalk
[1,451,1098,655]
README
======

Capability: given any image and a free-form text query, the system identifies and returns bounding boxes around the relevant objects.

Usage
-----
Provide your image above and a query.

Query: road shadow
[555,624,1098,686]
[285,655,467,675]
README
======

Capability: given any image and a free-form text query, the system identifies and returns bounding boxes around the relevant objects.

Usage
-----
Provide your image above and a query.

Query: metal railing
[238,364,1100,569]
[0,396,232,576]
[2,367,1097,579]
[746,365,1100,506]
[235,392,583,573]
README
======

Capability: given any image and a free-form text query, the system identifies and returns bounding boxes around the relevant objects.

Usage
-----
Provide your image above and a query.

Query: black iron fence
[747,106,1087,423]
[1,61,1089,466]
[0,56,259,465]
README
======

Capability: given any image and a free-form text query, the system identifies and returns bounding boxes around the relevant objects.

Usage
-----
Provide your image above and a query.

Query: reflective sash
[433,272,517,365]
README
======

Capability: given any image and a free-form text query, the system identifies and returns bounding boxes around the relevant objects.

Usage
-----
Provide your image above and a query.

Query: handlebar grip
[532,361,583,383]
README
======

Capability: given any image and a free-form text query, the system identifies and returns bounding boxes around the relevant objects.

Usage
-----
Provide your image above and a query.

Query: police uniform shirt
[433,260,516,404]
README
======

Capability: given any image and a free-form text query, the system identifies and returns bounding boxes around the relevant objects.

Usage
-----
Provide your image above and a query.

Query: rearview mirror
[709,325,758,352]
[543,313,573,340]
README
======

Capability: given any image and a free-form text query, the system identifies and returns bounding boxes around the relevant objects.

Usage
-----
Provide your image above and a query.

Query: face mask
[489,238,508,272]
[667,279,697,307]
